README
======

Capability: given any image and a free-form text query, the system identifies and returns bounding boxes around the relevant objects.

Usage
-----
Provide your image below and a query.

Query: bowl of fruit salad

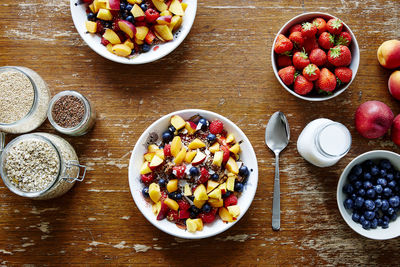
[271,12,360,101]
[70,0,197,64]
[337,150,400,240]
[128,109,258,239]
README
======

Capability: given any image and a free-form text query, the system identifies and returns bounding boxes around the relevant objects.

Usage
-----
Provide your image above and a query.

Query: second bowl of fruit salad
[128,109,258,239]
[70,0,197,64]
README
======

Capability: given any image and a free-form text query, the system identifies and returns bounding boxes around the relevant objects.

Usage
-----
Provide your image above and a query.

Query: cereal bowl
[70,0,197,64]
[128,109,258,239]
[271,12,360,101]
[337,150,400,240]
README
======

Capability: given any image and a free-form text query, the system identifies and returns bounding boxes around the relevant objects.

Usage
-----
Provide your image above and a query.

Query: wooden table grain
[1,0,400,265]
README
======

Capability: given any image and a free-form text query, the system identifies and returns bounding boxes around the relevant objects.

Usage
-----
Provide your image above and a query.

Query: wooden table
[1,0,400,265]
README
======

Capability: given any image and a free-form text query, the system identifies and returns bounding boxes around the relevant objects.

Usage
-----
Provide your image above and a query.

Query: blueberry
[387,173,394,181]
[395,171,400,180]
[126,15,134,23]
[352,212,360,222]
[380,159,392,170]
[158,178,166,187]
[388,180,397,189]
[375,198,383,208]
[343,184,354,195]
[375,184,383,194]
[353,181,362,189]
[380,169,387,177]
[168,192,176,199]
[198,118,208,130]
[363,181,373,190]
[387,207,395,216]
[125,4,133,11]
[362,220,371,230]
[364,199,375,211]
[357,188,365,197]
[142,187,149,197]
[202,203,211,213]
[382,199,390,211]
[211,173,219,181]
[87,12,96,20]
[104,21,112,28]
[344,199,353,209]
[120,2,126,10]
[239,166,250,178]
[377,178,387,187]
[366,188,376,199]
[162,131,173,142]
[140,3,148,11]
[371,218,378,229]
[391,213,398,221]
[359,215,366,224]
[207,134,216,142]
[389,196,400,207]
[190,166,199,177]
[382,220,389,229]
[355,197,364,208]
[235,182,244,192]
[384,187,393,197]
[371,166,379,176]
[363,172,372,180]
[351,164,363,176]
[189,212,197,219]
[348,173,358,182]
[364,211,375,220]
[363,160,374,168]
[351,193,357,200]
[378,218,383,226]
[222,191,231,198]
[190,205,200,214]
[142,43,151,52]
[175,193,182,199]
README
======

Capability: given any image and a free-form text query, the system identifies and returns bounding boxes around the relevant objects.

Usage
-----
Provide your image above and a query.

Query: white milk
[297,118,351,167]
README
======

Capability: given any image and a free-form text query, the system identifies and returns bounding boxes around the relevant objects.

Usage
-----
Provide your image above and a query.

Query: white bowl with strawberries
[271,12,360,101]
[70,0,197,64]
[128,109,258,239]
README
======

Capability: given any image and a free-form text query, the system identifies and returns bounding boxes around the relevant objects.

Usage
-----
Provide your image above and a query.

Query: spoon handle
[272,152,280,231]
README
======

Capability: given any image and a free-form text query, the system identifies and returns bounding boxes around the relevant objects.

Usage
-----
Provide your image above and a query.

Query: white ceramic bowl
[70,0,197,64]
[337,150,400,240]
[271,12,360,101]
[128,109,258,239]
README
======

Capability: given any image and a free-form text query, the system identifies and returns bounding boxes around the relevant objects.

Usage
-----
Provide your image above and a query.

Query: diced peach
[154,24,173,41]
[181,2,188,11]
[219,207,234,222]
[208,198,223,208]
[226,157,239,174]
[164,198,179,211]
[97,8,113,20]
[149,183,161,203]
[148,144,159,153]
[85,21,97,33]
[184,150,197,163]
[229,143,240,154]
[169,0,184,15]
[152,0,168,12]
[103,29,121,44]
[112,44,132,57]
[135,26,149,40]
[140,162,151,174]
[124,39,134,49]
[131,4,145,18]
[171,115,186,130]
[118,20,136,38]
[167,179,178,192]
[188,139,206,149]
[173,147,186,164]
[169,15,182,32]
[156,15,172,25]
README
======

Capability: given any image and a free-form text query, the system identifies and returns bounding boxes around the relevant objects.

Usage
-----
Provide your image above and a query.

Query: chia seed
[51,95,85,128]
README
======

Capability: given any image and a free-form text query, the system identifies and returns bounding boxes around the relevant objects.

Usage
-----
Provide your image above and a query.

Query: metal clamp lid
[62,160,86,183]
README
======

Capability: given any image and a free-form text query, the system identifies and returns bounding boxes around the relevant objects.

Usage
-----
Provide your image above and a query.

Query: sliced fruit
[229,143,240,154]
[135,26,149,40]
[118,20,136,38]
[188,138,206,149]
[186,218,197,233]
[152,201,161,215]
[207,180,220,193]
[131,4,145,18]
[193,198,206,209]
[112,44,132,57]
[89,3,96,13]
[156,201,169,220]
[106,43,113,53]
[156,15,172,25]
[135,37,144,45]
[209,142,220,154]
[226,175,235,191]
[164,198,179,211]
[208,188,221,199]
[148,144,159,153]
[218,182,227,195]
[144,30,156,44]
[181,2,188,11]
[160,10,172,16]
[154,24,173,41]
[85,21,97,33]
[149,183,161,203]
[171,136,182,157]
[170,115,186,130]
[167,179,178,192]
[152,0,168,12]
[184,184,192,196]
[191,151,206,166]
[226,157,239,174]
[124,39,134,49]
[140,162,152,174]
[169,15,182,31]
[169,0,184,15]
[173,147,187,164]
[219,207,234,222]
[143,152,155,162]
[97,8,113,20]
[155,149,164,160]
[194,184,208,201]
[108,0,120,10]
[149,154,163,169]
[212,151,223,167]
[192,218,203,231]
[103,29,121,44]
[185,121,196,135]
[184,150,197,163]
[227,205,240,218]
[208,198,223,208]
[226,134,235,144]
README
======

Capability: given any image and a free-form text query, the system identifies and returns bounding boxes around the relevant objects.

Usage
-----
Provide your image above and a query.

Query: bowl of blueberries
[337,150,400,240]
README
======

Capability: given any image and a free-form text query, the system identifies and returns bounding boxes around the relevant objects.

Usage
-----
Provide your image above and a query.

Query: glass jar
[47,90,96,136]
[0,66,50,134]
[297,118,352,167]
[0,132,86,200]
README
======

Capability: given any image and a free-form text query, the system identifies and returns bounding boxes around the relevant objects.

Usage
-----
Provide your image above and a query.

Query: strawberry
[100,37,110,46]
[303,36,319,54]
[156,201,169,220]
[163,144,171,157]
[172,165,186,179]
[317,68,337,92]
[294,75,313,95]
[198,211,216,223]
[224,194,238,207]
[278,66,296,86]
[326,18,343,35]
[309,48,327,67]
[301,22,317,38]
[293,51,310,70]
[166,210,179,221]
[303,64,320,81]
[178,200,191,210]
[335,67,352,83]
[289,31,304,48]
[198,167,210,184]
[274,34,293,54]
[328,45,352,67]
[141,173,154,184]
[277,55,292,68]
[178,209,190,219]
[312,17,327,35]
[318,32,335,50]
[221,145,230,163]
[289,24,302,34]
[209,120,224,134]
[335,32,352,46]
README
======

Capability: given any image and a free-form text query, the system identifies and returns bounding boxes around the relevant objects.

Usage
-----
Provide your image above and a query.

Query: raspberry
[179,209,190,219]
[163,144,171,157]
[140,173,154,184]
[167,210,179,222]
[224,194,238,207]
[199,212,216,223]
[160,191,168,202]
[178,200,191,210]
[173,165,186,179]
[221,146,230,163]
[209,120,224,134]
[198,167,210,184]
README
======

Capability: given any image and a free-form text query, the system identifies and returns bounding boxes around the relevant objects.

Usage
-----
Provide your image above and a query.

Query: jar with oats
[0,132,86,200]
[47,91,96,136]
[0,66,50,134]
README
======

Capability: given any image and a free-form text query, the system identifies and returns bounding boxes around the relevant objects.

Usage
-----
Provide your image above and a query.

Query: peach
[389,71,400,100]
[391,114,400,146]
[377,40,400,69]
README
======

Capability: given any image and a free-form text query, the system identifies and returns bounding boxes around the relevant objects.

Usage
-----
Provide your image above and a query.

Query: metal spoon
[265,111,290,231]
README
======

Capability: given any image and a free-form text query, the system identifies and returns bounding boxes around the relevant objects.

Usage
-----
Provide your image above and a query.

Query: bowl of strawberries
[271,12,360,101]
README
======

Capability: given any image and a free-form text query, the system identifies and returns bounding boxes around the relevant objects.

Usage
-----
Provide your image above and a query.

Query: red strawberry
[172,165,186,179]
[318,32,335,50]
[198,167,210,184]
[335,32,352,46]
[163,144,171,157]
[328,45,352,67]
[187,121,197,130]
[294,75,313,95]
[224,194,238,207]
[156,201,170,220]
[209,120,224,134]
[100,37,110,46]
[289,31,304,48]
[317,68,337,92]
[141,173,154,184]
[293,51,310,70]
[309,48,327,66]
[178,200,191,210]
[303,64,320,81]
[335,67,353,83]
[301,22,317,38]
[221,145,230,163]
[178,209,190,219]
[289,24,302,34]
[277,55,292,68]
[166,210,179,221]
[274,34,293,54]
[278,66,296,86]
[326,18,343,35]
[303,36,319,54]
[312,17,327,35]
[198,212,216,223]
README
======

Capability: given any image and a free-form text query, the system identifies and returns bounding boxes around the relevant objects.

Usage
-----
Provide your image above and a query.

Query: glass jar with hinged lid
[0,132,86,200]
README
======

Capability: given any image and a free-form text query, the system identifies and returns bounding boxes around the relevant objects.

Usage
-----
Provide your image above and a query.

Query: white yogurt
[297,118,351,167]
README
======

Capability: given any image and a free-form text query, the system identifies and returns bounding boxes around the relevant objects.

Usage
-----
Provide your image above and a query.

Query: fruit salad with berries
[82,0,187,58]
[274,16,354,96]
[139,114,250,233]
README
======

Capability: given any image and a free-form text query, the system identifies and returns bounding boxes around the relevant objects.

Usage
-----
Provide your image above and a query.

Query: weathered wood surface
[0,0,400,265]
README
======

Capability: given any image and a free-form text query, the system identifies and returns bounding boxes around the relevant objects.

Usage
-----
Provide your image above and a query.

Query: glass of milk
[297,118,351,167]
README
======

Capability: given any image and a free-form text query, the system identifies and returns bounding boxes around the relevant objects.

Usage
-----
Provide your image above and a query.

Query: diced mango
[184,184,192,196]
[181,2,188,11]
[208,198,223,208]
[209,142,220,154]
[171,136,182,157]
[97,8,113,20]
[227,205,240,218]
[212,151,223,167]
[186,218,197,233]
[194,184,208,201]
[144,152,155,162]
[103,29,121,44]
[219,207,234,222]
[207,180,220,193]
[131,4,145,18]
[218,182,227,194]
[226,175,235,192]
[155,149,165,160]
[184,150,197,163]
[170,15,182,31]
[85,21,97,33]
[226,157,239,174]
[226,134,235,144]
[152,201,161,215]
[106,43,113,53]
[229,143,240,154]
[140,162,152,174]
[185,122,196,135]
[154,24,173,41]
[188,138,206,149]
[149,183,161,203]
[135,37,144,45]
[208,188,221,199]
[112,44,132,57]
[173,147,186,164]
[124,39,134,49]
[89,3,96,13]
[148,144,159,153]
[135,26,149,40]
[149,154,164,169]
[169,0,184,15]
[164,198,179,211]
[193,198,206,209]
[152,0,167,12]
[192,218,203,231]
[167,179,178,192]
[171,115,186,130]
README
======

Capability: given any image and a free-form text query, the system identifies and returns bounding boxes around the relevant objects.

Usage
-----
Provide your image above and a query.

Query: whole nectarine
[377,40,400,69]
[389,71,400,100]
